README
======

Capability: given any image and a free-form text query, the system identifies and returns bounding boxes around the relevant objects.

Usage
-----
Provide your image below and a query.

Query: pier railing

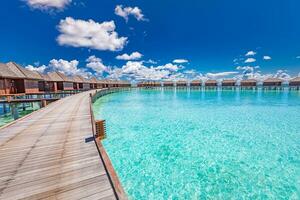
[89,88,128,200]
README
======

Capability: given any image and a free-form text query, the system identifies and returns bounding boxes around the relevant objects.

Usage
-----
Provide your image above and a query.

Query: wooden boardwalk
[0,91,117,200]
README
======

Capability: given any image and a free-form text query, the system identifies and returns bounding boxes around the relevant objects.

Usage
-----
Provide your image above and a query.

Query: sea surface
[93,89,300,199]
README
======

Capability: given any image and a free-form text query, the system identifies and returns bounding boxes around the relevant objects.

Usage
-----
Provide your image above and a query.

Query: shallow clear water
[0,103,40,127]
[93,89,300,199]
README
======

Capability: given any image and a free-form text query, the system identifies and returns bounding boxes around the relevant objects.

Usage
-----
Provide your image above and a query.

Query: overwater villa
[163,81,174,87]
[205,80,218,88]
[289,77,300,90]
[221,79,236,87]
[38,72,56,92]
[0,62,42,95]
[263,78,283,89]
[240,79,257,88]
[176,80,188,87]
[190,80,202,87]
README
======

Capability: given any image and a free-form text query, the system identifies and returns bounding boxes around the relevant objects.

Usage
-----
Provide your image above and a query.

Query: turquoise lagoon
[93,89,300,199]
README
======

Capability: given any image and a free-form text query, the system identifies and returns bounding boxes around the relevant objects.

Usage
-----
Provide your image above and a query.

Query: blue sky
[0,0,300,81]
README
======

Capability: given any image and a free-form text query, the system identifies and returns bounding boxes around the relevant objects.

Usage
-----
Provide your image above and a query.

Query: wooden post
[11,103,19,120]
[41,99,47,108]
[95,120,106,140]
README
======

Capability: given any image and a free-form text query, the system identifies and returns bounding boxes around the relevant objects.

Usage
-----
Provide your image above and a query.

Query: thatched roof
[222,79,236,83]
[241,79,257,83]
[48,72,64,82]
[56,72,73,82]
[89,77,98,84]
[176,80,188,84]
[190,80,202,83]
[205,80,217,84]
[290,77,300,83]
[0,63,26,79]
[72,75,84,83]
[0,62,42,80]
[263,78,283,83]
[10,62,42,80]
[38,72,52,82]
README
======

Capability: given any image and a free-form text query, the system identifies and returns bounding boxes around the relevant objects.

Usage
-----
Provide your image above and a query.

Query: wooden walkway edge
[0,89,126,200]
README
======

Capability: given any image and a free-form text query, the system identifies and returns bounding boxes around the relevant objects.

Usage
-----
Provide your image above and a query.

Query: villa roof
[89,77,98,84]
[290,77,300,83]
[190,80,202,83]
[72,75,84,83]
[0,62,42,80]
[38,72,52,82]
[205,80,217,83]
[48,72,64,82]
[56,72,73,82]
[263,78,283,83]
[176,80,188,83]
[0,63,26,79]
[241,79,257,83]
[222,79,236,83]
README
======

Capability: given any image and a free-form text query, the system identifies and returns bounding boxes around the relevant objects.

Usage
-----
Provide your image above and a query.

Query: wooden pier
[0,90,126,200]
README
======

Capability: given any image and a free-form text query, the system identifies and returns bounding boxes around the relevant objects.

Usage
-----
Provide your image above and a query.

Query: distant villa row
[137,78,300,89]
[0,62,131,95]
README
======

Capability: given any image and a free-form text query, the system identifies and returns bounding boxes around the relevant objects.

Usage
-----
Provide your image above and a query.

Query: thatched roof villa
[289,77,300,86]
[204,80,218,87]
[221,79,236,87]
[0,62,43,94]
[240,79,257,87]
[163,81,174,87]
[190,80,202,87]
[176,80,188,87]
[263,78,283,87]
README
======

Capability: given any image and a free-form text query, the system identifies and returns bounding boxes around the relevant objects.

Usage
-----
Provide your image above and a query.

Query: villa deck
[0,90,119,200]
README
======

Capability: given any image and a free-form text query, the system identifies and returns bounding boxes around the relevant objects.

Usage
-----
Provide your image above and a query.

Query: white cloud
[49,59,90,77]
[145,59,157,64]
[296,56,300,59]
[205,72,238,79]
[173,59,188,64]
[57,17,127,51]
[25,64,47,73]
[245,58,256,63]
[25,0,71,10]
[156,63,182,72]
[86,55,109,75]
[263,56,272,60]
[115,5,146,22]
[116,52,143,60]
[273,70,291,80]
[245,51,256,56]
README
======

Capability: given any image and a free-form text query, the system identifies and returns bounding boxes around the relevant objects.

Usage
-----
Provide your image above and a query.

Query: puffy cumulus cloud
[115,5,146,22]
[57,17,127,51]
[86,55,109,76]
[116,52,143,60]
[49,59,91,77]
[156,63,182,72]
[26,58,91,78]
[263,56,272,60]
[245,51,256,56]
[173,59,188,64]
[25,0,71,10]
[245,58,256,63]
[205,72,238,79]
[25,64,47,73]
[107,61,186,81]
[273,70,291,80]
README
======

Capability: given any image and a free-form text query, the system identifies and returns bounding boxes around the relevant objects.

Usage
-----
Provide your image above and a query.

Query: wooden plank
[0,91,118,200]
